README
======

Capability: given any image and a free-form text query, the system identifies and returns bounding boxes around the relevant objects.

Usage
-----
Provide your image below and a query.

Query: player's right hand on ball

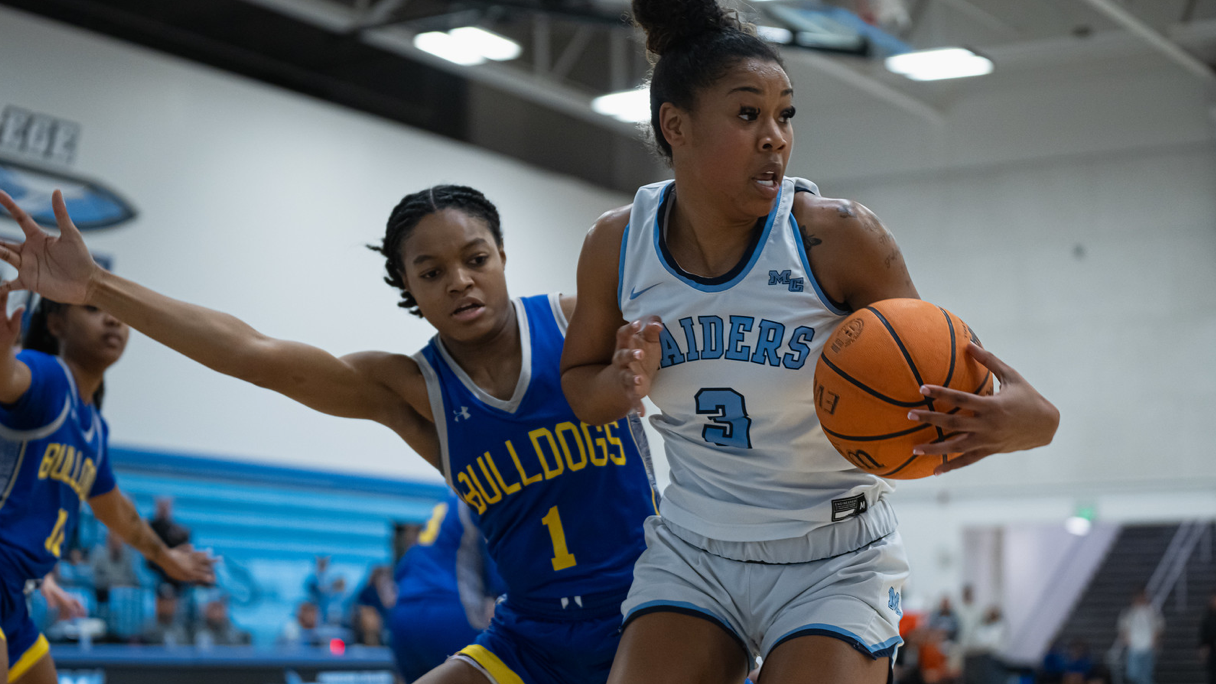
[613,316,663,416]
[0,189,101,306]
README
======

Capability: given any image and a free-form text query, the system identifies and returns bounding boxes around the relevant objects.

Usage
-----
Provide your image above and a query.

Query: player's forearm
[0,348,30,404]
[86,269,276,385]
[561,364,633,426]
[90,490,170,566]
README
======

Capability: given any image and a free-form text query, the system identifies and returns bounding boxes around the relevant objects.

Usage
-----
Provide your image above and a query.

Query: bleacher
[40,445,448,648]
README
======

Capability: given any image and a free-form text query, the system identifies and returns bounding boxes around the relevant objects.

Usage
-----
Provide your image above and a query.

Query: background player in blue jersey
[0,186,656,684]
[0,293,216,684]
[391,493,506,681]
[560,1,1060,683]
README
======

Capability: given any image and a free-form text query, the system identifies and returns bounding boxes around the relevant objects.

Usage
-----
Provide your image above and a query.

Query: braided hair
[22,297,106,408]
[632,0,785,161]
[368,185,503,318]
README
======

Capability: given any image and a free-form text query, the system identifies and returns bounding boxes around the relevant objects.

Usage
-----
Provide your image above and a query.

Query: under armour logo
[768,269,804,292]
[453,406,471,422]
[888,587,903,617]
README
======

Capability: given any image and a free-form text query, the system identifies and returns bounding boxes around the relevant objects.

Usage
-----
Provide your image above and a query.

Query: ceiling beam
[1075,0,1216,84]
[933,0,1020,39]
[239,0,638,134]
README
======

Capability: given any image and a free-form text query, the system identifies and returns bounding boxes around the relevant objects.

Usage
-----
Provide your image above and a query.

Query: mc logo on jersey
[768,269,804,293]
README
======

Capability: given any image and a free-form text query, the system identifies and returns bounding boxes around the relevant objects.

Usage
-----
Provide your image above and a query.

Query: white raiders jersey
[618,177,898,558]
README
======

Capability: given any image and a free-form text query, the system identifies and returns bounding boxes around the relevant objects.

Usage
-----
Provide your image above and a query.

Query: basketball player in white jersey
[560,1,1060,683]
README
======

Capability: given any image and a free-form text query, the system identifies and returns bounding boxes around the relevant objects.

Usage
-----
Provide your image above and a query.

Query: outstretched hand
[612,316,664,416]
[159,543,219,585]
[0,189,100,305]
[907,342,1059,475]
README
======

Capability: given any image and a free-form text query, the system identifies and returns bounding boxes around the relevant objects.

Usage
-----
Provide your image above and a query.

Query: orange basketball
[813,299,994,479]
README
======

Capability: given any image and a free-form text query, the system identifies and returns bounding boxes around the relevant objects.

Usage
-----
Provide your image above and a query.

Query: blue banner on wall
[0,159,136,230]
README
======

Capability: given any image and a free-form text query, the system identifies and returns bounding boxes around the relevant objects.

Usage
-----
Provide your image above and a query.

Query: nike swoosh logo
[629,284,659,300]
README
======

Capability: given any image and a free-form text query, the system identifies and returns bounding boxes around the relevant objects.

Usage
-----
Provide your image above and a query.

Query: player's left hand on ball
[906,342,1059,476]
[161,543,220,585]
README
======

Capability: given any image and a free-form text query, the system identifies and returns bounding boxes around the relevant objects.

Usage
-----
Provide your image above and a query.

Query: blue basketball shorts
[0,553,49,682]
[452,591,625,684]
[389,597,484,682]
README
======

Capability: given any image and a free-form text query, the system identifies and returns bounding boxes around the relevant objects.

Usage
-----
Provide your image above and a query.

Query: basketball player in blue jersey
[0,186,656,684]
[560,1,1061,683]
[391,492,506,681]
[0,293,216,684]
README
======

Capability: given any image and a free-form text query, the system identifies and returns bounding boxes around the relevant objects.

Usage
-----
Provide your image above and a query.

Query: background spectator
[91,532,138,604]
[143,584,190,646]
[352,565,395,647]
[147,497,192,593]
[304,556,346,625]
[279,601,323,648]
[965,606,1008,684]
[1041,640,1068,684]
[194,597,251,647]
[1201,592,1216,684]
[930,596,961,644]
[1119,589,1163,684]
[56,547,94,591]
[956,585,982,677]
[1062,639,1094,684]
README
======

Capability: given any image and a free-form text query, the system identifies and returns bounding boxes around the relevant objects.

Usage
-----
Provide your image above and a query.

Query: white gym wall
[0,5,627,484]
[3,1,1215,620]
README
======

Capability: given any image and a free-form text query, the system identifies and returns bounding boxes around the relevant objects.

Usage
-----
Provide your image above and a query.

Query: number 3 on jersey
[695,388,752,449]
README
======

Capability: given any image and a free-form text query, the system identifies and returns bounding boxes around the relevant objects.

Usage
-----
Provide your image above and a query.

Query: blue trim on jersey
[617,222,631,308]
[652,183,783,293]
[789,215,851,316]
[769,622,903,660]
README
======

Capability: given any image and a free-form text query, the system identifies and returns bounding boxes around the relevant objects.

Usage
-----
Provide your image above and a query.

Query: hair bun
[632,0,739,56]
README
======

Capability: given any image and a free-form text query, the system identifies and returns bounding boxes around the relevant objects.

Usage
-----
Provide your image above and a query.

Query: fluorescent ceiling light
[449,27,522,62]
[885,47,993,81]
[1065,516,1092,536]
[755,26,794,44]
[592,88,650,123]
[413,27,521,66]
[414,31,485,65]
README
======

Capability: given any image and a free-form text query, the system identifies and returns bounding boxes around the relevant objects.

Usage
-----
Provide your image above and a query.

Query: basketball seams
[823,422,934,443]
[867,305,946,443]
[818,355,931,409]
[939,308,957,389]
[823,406,961,442]
[865,306,924,388]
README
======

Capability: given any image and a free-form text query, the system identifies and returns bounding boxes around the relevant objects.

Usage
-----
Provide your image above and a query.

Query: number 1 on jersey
[541,506,577,571]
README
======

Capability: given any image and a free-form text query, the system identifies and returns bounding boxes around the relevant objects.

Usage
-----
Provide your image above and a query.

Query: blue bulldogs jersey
[395,492,506,615]
[0,350,115,580]
[413,294,656,602]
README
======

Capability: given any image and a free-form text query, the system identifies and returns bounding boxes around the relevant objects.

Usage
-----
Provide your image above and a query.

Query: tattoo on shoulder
[798,223,823,251]
[836,201,858,220]
[884,245,903,270]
